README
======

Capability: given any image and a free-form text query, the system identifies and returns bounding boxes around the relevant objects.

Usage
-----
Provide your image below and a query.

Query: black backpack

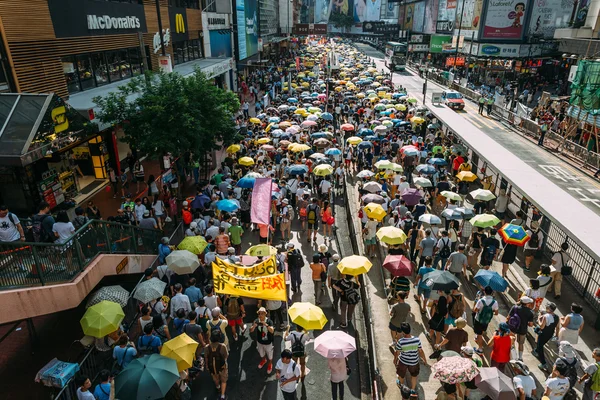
[206,343,226,373]
[137,335,157,356]
[208,320,225,344]
[32,214,52,243]
[559,357,578,389]
[288,250,304,269]
[438,238,451,258]
[291,333,305,358]
[529,230,540,248]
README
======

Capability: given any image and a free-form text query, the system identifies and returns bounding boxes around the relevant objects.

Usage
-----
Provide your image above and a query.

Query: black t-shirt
[511,305,534,335]
[435,295,448,316]
[437,181,450,193]
[482,237,500,252]
[474,201,487,214]
[254,318,274,344]
[183,323,203,343]
[337,278,359,301]
[471,232,487,249]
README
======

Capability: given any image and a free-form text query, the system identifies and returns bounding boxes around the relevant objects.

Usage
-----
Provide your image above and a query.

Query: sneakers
[258,358,267,369]
[267,363,273,374]
[531,350,539,358]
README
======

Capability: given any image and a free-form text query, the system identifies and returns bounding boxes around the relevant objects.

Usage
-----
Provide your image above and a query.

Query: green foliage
[93,69,240,159]
[329,12,354,30]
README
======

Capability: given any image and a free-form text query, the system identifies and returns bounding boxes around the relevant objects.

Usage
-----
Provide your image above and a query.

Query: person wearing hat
[511,360,537,400]
[185,221,197,237]
[579,347,600,399]
[544,361,571,400]
[524,220,544,271]
[460,346,482,398]
[280,198,292,241]
[436,317,468,353]
[487,322,514,373]
[250,307,275,374]
[507,296,535,361]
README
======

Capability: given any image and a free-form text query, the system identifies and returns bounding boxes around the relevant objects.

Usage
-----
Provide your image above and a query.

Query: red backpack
[182,209,192,225]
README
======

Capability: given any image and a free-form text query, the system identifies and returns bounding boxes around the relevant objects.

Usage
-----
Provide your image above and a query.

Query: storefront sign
[153,29,172,54]
[445,56,465,66]
[430,35,454,53]
[158,55,173,73]
[409,44,430,52]
[363,21,384,33]
[205,13,230,30]
[436,20,454,34]
[410,34,424,43]
[481,0,530,40]
[478,43,520,56]
[169,7,189,42]
[292,24,328,35]
[48,0,147,38]
[203,58,233,79]
[236,0,259,60]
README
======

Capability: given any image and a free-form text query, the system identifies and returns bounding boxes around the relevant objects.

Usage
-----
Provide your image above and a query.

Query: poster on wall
[455,0,483,32]
[236,0,258,60]
[210,31,232,58]
[481,0,530,40]
[380,0,399,20]
[424,0,439,33]
[365,0,382,21]
[429,34,454,53]
[315,0,332,23]
[354,0,367,21]
[528,0,573,38]
[332,0,351,15]
[404,3,416,29]
[437,0,457,28]
[413,2,426,32]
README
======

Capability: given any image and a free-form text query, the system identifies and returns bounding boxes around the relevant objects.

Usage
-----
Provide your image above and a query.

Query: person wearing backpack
[334,274,361,329]
[286,243,304,292]
[309,254,327,305]
[533,302,560,371]
[250,307,275,374]
[579,347,600,400]
[524,221,543,272]
[433,230,452,269]
[480,228,500,271]
[206,307,229,349]
[112,334,137,369]
[137,323,162,355]
[554,342,579,393]
[32,201,55,243]
[507,296,535,361]
[204,330,229,400]
[0,205,25,243]
[472,286,499,354]
[446,288,466,328]
[306,198,320,244]
[224,295,246,341]
[276,349,301,400]
[285,324,310,381]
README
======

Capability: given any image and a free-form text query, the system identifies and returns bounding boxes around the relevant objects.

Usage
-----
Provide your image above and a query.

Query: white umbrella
[166,250,200,275]
[133,278,167,304]
[356,170,375,178]
[362,182,383,193]
[413,177,432,188]
[314,330,357,358]
[441,191,463,202]
[470,189,496,201]
[419,213,442,225]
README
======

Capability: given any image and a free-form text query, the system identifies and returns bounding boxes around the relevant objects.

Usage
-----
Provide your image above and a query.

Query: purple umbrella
[401,188,422,206]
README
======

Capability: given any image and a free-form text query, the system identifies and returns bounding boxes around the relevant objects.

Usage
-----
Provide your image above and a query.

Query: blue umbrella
[441,208,464,220]
[358,141,373,149]
[416,164,437,175]
[216,199,240,212]
[288,165,309,175]
[288,97,298,103]
[325,148,342,156]
[428,158,448,166]
[311,92,319,97]
[428,123,440,129]
[474,270,508,292]
[237,177,256,188]
[391,119,403,124]
[269,117,280,123]
[358,128,374,136]
[288,106,297,112]
[311,132,331,139]
[364,135,380,141]
[398,121,411,126]
[321,112,334,121]
[256,113,267,119]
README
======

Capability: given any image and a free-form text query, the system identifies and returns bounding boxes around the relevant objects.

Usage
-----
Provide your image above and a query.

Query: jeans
[313,280,323,304]
[340,301,356,326]
[290,268,302,291]
[331,381,345,400]
[282,390,297,400]
[535,333,553,365]
[433,255,448,270]
[332,286,341,309]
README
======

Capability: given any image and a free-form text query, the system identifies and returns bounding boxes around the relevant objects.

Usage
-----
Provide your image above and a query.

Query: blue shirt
[113,345,137,368]
[417,266,435,288]
[184,286,202,306]
[158,244,171,264]
[93,383,111,400]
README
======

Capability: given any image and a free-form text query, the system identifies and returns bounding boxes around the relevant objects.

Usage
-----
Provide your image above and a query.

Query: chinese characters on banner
[212,257,287,301]
[213,256,278,277]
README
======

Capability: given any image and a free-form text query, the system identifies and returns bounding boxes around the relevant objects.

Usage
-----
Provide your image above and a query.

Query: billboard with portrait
[455,0,483,32]
[365,0,382,21]
[424,0,439,33]
[481,0,530,40]
[381,0,399,20]
[528,0,572,38]
[236,0,258,60]
[437,0,457,30]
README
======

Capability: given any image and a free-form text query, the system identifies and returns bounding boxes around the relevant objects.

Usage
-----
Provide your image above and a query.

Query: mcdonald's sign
[175,13,185,33]
[169,8,188,40]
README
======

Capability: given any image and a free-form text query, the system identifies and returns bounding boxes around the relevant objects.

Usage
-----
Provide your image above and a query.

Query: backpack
[307,205,318,224]
[208,320,225,343]
[483,241,497,262]
[589,362,600,392]
[226,297,241,319]
[197,307,210,327]
[475,299,496,325]
[32,214,52,243]
[291,333,305,358]
[287,206,295,221]
[288,250,304,269]
[345,285,360,305]
[438,238,451,258]
[559,357,578,388]
[182,209,193,225]
[449,294,465,319]
[173,317,187,336]
[206,344,226,374]
[507,306,522,332]
[137,335,157,356]
[529,231,540,248]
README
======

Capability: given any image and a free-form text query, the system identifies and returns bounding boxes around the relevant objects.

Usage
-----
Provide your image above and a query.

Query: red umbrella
[383,255,413,277]
[341,123,355,131]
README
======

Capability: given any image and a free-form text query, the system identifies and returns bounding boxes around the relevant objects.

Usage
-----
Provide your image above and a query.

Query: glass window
[91,52,109,86]
[173,42,184,65]
[119,49,132,79]
[62,56,80,94]
[76,55,95,90]
[106,51,123,83]
[129,48,143,76]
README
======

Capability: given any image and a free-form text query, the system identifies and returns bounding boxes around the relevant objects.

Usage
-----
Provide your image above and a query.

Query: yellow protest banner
[212,267,287,301]
[212,256,278,278]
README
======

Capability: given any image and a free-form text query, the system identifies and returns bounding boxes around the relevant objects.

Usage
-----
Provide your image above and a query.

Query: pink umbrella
[341,123,355,131]
[301,120,317,128]
[383,255,413,277]
[318,93,327,100]
[401,188,422,206]
[314,330,356,358]
[401,145,419,153]
[433,356,479,384]
[260,144,275,151]
[286,126,300,134]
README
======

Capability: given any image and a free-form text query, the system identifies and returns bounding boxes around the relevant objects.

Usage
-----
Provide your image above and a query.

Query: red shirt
[452,156,464,171]
[491,334,512,363]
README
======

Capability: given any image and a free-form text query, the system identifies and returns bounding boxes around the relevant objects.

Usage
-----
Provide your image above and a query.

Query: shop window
[62,56,80,94]
[201,0,216,11]
[106,51,123,83]
[77,55,95,91]
[173,42,185,65]
[118,49,133,79]
[91,53,109,86]
[129,48,143,76]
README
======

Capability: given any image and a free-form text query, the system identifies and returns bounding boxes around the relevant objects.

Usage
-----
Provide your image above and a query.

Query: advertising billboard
[236,0,258,60]
[528,0,573,38]
[481,0,530,40]
[412,1,426,32]
[381,0,399,20]
[478,43,520,56]
[210,31,232,58]
[430,34,454,53]
[455,0,483,32]
[365,0,383,21]
[436,0,457,33]
[423,0,439,33]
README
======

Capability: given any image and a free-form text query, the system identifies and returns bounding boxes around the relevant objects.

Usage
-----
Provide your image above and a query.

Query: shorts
[257,342,274,360]
[445,316,457,326]
[228,318,244,327]
[308,222,318,231]
[280,221,291,231]
[396,361,420,378]
[364,237,376,245]
[345,159,351,165]
[417,287,431,298]
[473,319,489,336]
[516,333,526,346]
[211,368,228,385]
[136,176,145,182]
[389,322,403,332]
[259,236,268,243]
[524,248,537,257]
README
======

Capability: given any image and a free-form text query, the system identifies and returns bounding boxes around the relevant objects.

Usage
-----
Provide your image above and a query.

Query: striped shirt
[395,336,422,366]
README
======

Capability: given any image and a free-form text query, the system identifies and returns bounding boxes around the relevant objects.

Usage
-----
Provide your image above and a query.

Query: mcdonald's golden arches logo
[175,13,185,34]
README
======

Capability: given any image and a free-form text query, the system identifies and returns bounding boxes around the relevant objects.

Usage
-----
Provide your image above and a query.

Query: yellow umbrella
[290,144,311,152]
[239,156,255,166]
[177,236,208,254]
[245,244,277,257]
[357,93,366,99]
[395,104,407,111]
[288,302,327,330]
[335,86,343,92]
[411,117,425,124]
[302,82,310,88]
[337,255,373,276]
[249,117,261,124]
[80,300,125,338]
[376,226,408,245]
[257,137,271,144]
[364,202,386,221]
[226,144,241,153]
[294,108,308,115]
[279,121,292,128]
[313,164,334,176]
[346,136,362,145]
[160,334,199,372]
[456,171,478,182]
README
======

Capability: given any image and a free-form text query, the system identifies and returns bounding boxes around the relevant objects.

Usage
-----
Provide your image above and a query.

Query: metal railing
[0,220,163,290]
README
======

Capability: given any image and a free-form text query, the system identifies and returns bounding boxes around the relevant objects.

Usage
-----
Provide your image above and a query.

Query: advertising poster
[455,0,483,31]
[478,43,520,56]
[430,34,454,53]
[381,0,399,19]
[424,0,439,33]
[354,0,367,21]
[245,0,258,58]
[210,31,232,58]
[528,0,573,38]
[437,0,457,25]
[404,3,415,30]
[236,0,247,59]
[482,0,530,40]
[332,0,350,14]
[315,0,332,23]
[412,1,426,33]
[365,0,382,21]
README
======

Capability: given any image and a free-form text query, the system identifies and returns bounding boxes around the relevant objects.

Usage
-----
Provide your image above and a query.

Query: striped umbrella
[499,223,531,246]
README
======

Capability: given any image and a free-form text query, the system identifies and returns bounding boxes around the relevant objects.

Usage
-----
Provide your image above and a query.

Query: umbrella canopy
[80,300,125,338]
[474,367,518,400]
[166,250,200,275]
[288,302,328,330]
[364,203,386,221]
[239,156,255,166]
[413,177,432,188]
[249,117,261,124]
[376,226,407,245]
[418,213,442,225]
[237,176,256,188]
[432,356,479,384]
[415,164,437,175]
[456,171,478,182]
[86,285,129,308]
[337,255,373,275]
[356,170,375,178]
[216,199,240,212]
[313,164,334,176]
[245,244,278,257]
[363,181,383,193]
[361,194,385,204]
[226,144,241,153]
[314,330,357,358]
[115,354,180,400]
[401,188,422,206]
[499,223,531,246]
[428,157,448,166]
[341,123,355,131]
[288,165,309,175]
[470,214,501,228]
[313,138,331,147]
[382,255,413,277]
[441,191,463,202]
[134,278,167,304]
[422,270,460,291]
[470,189,496,201]
[358,141,373,149]
[374,159,394,170]
[474,270,509,292]
[441,208,465,221]
[177,236,208,255]
[160,334,199,372]
[290,143,311,153]
[309,152,327,159]
[346,136,362,145]
[325,148,342,156]
[301,120,317,128]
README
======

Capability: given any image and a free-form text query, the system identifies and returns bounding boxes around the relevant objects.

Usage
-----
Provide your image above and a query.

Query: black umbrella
[422,270,460,291]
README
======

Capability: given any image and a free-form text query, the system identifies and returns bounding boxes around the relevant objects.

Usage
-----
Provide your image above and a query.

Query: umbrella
[226,144,241,153]
[80,300,125,338]
[455,207,475,218]
[245,172,263,178]
[346,136,362,145]
[474,270,509,292]
[115,354,179,400]
[313,138,331,147]
[358,141,373,149]
[422,270,460,291]
[288,302,328,330]
[86,285,129,308]
[237,176,256,188]
[475,367,518,400]
[363,203,386,221]
[301,120,317,128]
[325,148,342,156]
[309,152,327,159]
[290,144,311,152]
[382,255,413,277]
[356,170,375,178]
[321,112,334,120]
[249,117,261,124]
[416,164,436,175]
[432,356,479,384]
[341,123,355,131]
[376,226,408,245]
[362,181,383,193]
[428,158,448,166]
[403,148,419,156]
[470,213,501,228]
[418,214,442,225]
[441,191,462,202]
[311,132,331,139]
[313,164,334,176]
[413,177,432,188]
[245,244,277,257]
[216,199,240,212]
[401,188,422,206]
[470,189,496,201]
[337,255,373,275]
[314,330,357,358]
[441,208,465,220]
[374,160,394,170]
[456,171,478,182]
[166,250,200,275]
[261,144,275,152]
[256,137,271,144]
[499,223,530,246]
[160,334,199,372]
[288,165,309,175]
[239,157,255,166]
[177,236,208,255]
[134,278,167,304]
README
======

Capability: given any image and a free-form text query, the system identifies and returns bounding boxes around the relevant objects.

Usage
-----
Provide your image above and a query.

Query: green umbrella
[115,354,180,400]
[470,213,501,228]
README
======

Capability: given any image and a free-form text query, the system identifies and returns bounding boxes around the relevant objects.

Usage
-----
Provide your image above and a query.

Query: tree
[93,69,240,161]
[329,12,354,33]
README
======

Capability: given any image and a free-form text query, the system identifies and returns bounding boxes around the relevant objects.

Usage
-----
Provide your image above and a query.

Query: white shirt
[319,180,332,194]
[276,359,301,393]
[474,296,499,320]
[551,251,570,273]
[545,377,570,400]
[398,182,410,194]
[76,388,95,400]
[170,293,192,318]
[0,213,20,242]
[205,225,220,240]
[134,204,146,221]
[52,222,75,244]
[513,375,535,397]
[203,295,218,311]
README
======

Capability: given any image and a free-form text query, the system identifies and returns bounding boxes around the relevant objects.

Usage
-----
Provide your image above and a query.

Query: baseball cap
[286,243,295,248]
[460,346,474,356]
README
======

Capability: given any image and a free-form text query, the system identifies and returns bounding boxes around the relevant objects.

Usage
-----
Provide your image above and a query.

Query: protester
[205,330,229,400]
[276,349,302,400]
[250,307,275,374]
